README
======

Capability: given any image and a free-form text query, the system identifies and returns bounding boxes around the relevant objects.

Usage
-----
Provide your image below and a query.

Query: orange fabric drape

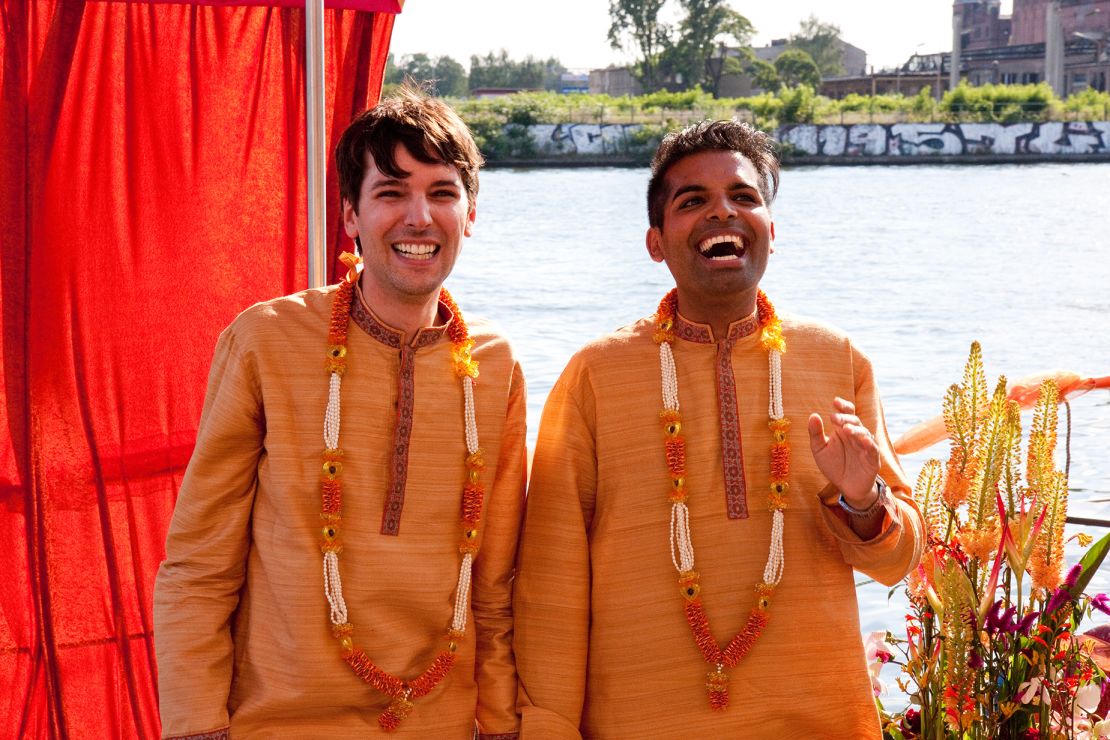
[0,2,395,736]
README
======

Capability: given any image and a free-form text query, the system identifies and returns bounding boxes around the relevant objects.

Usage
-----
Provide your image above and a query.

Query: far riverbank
[480,120,1110,167]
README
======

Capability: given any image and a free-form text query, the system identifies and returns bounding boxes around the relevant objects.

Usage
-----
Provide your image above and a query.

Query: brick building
[952,0,1110,94]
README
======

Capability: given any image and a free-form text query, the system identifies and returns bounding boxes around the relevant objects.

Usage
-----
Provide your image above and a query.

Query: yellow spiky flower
[940,343,992,512]
[999,400,1023,510]
[1025,380,1059,504]
[1024,380,1069,592]
[937,557,977,731]
[916,459,947,542]
[1029,470,1069,592]
[957,378,1009,562]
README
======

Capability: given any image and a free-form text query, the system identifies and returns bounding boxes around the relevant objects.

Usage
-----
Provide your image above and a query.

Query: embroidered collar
[350,284,455,350]
[671,307,760,344]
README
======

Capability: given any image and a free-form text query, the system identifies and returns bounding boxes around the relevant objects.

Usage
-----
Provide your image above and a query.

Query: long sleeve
[513,367,595,740]
[153,328,262,738]
[473,362,528,738]
[817,347,926,586]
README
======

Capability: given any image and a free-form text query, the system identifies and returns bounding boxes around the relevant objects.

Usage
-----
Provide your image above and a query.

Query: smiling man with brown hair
[513,119,925,738]
[154,88,525,739]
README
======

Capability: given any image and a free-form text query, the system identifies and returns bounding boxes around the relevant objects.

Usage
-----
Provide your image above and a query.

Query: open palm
[807,396,880,504]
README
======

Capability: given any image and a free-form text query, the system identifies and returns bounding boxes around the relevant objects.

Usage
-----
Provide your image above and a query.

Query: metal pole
[306,0,327,288]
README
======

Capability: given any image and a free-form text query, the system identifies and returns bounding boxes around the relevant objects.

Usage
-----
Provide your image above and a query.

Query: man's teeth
[697,235,744,260]
[393,243,438,260]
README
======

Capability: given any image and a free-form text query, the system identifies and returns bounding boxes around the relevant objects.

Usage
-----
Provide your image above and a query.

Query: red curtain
[0,2,396,736]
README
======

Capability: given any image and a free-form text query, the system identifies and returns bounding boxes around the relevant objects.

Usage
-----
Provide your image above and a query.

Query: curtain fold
[0,2,395,736]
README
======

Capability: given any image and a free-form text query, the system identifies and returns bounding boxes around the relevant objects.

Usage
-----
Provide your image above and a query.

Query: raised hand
[807,396,881,508]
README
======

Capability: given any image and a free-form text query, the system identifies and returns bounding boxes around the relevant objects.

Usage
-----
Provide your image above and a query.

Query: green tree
[433,56,468,97]
[468,50,565,91]
[398,53,436,85]
[788,15,843,77]
[384,53,402,85]
[385,54,469,97]
[774,48,821,89]
[608,0,671,92]
[672,0,754,96]
[540,58,569,91]
[746,57,781,92]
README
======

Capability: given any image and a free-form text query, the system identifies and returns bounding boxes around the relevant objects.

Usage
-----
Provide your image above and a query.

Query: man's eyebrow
[430,180,461,189]
[671,184,706,202]
[369,177,407,189]
[671,181,759,202]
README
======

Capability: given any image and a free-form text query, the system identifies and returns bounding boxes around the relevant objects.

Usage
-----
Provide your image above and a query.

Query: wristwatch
[838,477,888,517]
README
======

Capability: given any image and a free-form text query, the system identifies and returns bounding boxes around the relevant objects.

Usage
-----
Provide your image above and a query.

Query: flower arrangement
[878,342,1110,740]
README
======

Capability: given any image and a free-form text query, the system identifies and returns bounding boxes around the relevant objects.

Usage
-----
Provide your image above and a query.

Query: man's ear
[464,200,476,238]
[646,227,665,263]
[342,199,358,239]
[770,220,776,253]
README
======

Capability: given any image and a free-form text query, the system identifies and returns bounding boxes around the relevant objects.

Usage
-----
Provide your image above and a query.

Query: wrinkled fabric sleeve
[473,362,528,738]
[818,345,926,586]
[153,327,263,738]
[513,364,594,740]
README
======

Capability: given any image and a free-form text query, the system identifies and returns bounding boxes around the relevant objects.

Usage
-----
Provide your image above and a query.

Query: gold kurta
[154,284,526,739]
[514,310,924,739]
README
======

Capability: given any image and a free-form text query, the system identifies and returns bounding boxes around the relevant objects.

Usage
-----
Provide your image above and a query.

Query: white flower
[1092,717,1110,738]
[1018,676,1048,704]
[1076,683,1102,714]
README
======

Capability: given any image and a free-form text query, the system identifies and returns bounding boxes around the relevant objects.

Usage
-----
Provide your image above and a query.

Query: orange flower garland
[654,288,789,712]
[319,256,483,731]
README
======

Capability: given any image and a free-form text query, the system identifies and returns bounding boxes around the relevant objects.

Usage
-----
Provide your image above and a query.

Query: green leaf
[1068,531,1110,600]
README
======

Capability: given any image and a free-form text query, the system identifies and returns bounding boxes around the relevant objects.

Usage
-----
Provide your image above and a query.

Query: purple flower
[900,708,921,735]
[1016,611,1040,635]
[998,605,1018,633]
[968,647,984,669]
[1064,563,1083,589]
[985,600,1006,634]
[1045,587,1071,615]
[1092,593,1110,617]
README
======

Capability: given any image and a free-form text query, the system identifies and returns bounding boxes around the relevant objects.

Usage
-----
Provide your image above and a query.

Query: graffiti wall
[777,122,1110,157]
[527,123,642,156]
[514,121,1110,159]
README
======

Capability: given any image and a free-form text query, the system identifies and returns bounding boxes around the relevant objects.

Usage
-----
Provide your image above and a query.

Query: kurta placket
[350,291,453,536]
[673,309,761,520]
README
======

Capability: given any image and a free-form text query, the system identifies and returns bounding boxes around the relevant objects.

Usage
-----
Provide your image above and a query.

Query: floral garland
[319,256,483,731]
[653,288,789,712]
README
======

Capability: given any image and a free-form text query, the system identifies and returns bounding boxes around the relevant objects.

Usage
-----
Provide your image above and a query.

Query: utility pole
[950,3,963,90]
[1045,0,1066,98]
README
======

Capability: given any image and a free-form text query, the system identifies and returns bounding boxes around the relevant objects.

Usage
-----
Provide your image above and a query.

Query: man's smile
[696,234,747,262]
[392,242,440,261]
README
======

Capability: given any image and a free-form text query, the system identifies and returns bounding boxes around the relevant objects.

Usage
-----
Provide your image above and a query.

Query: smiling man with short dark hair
[513,119,925,738]
[154,88,525,739]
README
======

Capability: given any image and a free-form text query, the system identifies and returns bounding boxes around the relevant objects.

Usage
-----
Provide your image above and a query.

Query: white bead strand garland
[652,288,791,712]
[314,269,486,731]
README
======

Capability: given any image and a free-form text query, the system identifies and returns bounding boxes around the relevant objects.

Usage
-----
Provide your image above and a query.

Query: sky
[390,1,1016,75]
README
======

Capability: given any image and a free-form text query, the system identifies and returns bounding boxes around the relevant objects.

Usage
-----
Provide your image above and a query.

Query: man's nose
[707,194,737,221]
[405,195,433,227]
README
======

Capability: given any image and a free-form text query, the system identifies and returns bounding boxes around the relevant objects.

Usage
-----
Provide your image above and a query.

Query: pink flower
[864,631,894,664]
[863,631,892,696]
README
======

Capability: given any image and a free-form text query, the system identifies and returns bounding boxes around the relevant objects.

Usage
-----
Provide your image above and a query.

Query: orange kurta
[154,284,526,739]
[514,310,924,739]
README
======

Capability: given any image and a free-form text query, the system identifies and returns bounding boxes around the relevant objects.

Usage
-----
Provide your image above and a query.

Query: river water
[447,162,1110,696]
